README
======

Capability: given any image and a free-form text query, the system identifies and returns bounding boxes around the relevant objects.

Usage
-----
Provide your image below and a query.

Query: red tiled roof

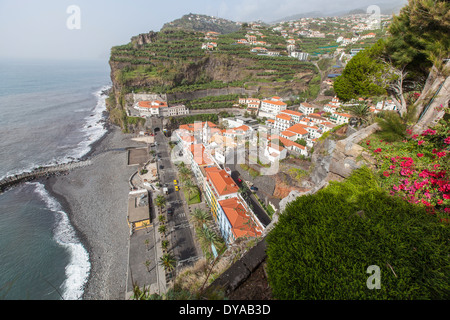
[219,197,262,239]
[205,167,239,197]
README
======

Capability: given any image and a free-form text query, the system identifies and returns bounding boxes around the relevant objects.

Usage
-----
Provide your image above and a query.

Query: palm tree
[196,224,221,255]
[158,214,166,224]
[161,240,169,252]
[159,253,176,272]
[190,208,212,228]
[178,166,192,182]
[158,224,167,237]
[183,179,199,202]
[343,102,371,127]
[155,195,166,214]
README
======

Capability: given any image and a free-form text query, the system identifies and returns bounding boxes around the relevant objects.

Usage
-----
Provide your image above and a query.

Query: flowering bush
[363,106,450,221]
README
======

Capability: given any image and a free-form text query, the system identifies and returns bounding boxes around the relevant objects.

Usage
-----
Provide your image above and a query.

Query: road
[225,149,272,228]
[152,124,201,271]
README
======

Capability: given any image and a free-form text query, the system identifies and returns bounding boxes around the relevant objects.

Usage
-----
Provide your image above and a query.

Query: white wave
[0,84,111,182]
[29,182,90,300]
[68,84,111,160]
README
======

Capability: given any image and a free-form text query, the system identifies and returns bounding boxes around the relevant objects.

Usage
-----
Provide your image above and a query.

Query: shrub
[266,167,450,299]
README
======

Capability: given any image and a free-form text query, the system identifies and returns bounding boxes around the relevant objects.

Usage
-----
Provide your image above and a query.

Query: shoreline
[44,122,143,300]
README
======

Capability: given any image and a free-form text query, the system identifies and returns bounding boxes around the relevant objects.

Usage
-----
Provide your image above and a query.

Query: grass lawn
[184,189,201,205]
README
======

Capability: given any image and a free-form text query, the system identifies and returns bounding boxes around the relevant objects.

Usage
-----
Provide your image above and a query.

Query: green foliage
[266,167,450,299]
[333,40,388,101]
[375,111,407,142]
[386,0,449,73]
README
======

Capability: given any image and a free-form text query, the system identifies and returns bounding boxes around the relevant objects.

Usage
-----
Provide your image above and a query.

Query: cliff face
[265,123,380,233]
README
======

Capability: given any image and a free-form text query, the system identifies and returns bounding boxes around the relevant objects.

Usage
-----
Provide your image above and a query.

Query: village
[128,91,399,253]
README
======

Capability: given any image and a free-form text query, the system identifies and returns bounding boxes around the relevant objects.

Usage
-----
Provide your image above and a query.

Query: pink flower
[383,171,390,177]
[443,194,450,200]
[412,134,418,139]
[421,129,437,136]
[417,153,424,158]
[444,137,450,145]
[418,140,424,145]
[437,151,446,158]
[389,165,396,169]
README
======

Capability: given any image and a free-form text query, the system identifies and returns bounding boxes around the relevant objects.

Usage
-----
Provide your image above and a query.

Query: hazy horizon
[0,0,407,61]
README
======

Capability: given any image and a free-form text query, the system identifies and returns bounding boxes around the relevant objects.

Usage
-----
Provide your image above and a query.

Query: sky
[0,0,407,62]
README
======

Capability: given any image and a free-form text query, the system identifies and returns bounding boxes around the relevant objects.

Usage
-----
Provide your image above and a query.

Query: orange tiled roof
[205,167,239,197]
[276,114,291,121]
[189,144,213,166]
[263,99,287,106]
[219,197,262,239]
[281,110,303,117]
[286,123,308,135]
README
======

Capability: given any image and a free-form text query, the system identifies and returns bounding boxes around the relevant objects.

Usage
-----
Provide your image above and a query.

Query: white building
[259,96,287,119]
[299,102,315,115]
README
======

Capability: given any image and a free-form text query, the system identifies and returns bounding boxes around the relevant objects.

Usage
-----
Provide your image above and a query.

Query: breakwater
[0,160,92,194]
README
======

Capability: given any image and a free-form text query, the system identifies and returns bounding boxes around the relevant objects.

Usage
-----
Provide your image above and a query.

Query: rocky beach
[45,124,144,300]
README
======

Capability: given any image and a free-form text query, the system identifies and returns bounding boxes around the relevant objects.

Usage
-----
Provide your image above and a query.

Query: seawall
[0,160,92,194]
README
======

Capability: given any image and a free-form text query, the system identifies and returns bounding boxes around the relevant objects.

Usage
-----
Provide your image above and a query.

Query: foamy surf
[30,182,90,300]
[0,84,111,182]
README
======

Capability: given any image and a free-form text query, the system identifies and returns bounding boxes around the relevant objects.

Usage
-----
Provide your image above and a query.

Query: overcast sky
[0,0,407,61]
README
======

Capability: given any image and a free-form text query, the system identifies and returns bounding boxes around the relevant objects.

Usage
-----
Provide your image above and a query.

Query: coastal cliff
[107,24,319,130]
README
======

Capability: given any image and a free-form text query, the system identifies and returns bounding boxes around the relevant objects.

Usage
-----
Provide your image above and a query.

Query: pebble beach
[45,125,143,300]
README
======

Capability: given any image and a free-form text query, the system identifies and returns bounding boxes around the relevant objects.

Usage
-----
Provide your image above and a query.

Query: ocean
[0,59,111,300]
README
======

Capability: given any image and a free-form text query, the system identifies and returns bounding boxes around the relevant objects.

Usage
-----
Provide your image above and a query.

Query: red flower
[373,148,382,153]
[383,171,390,177]
[443,194,450,200]
[417,153,424,158]
[437,151,446,158]
[444,137,450,145]
[418,140,424,145]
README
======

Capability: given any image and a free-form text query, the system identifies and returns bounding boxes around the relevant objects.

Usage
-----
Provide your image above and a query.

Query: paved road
[225,149,272,228]
[153,127,201,270]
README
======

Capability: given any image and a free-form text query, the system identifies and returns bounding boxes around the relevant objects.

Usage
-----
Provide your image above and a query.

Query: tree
[342,102,371,127]
[183,179,199,202]
[333,40,388,102]
[159,253,177,272]
[190,208,212,228]
[155,195,166,214]
[178,166,192,182]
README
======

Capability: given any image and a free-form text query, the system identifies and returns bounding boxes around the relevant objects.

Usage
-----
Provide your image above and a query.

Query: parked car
[167,208,174,215]
[250,186,258,191]
[237,178,242,183]
[175,186,179,191]
[159,165,164,169]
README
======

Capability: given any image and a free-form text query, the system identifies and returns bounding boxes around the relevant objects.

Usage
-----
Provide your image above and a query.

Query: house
[279,109,304,123]
[274,113,293,132]
[283,123,309,141]
[187,144,215,184]
[259,96,287,118]
[299,102,315,115]
[264,141,287,163]
[308,113,328,124]
[165,104,189,117]
[217,196,264,245]
[330,112,352,125]
[323,103,339,113]
[135,100,168,116]
[269,134,308,157]
[203,166,240,222]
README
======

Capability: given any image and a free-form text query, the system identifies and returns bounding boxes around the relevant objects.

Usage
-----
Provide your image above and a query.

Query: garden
[362,106,450,221]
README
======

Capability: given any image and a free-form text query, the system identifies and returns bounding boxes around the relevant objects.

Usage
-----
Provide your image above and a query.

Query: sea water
[0,59,110,300]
